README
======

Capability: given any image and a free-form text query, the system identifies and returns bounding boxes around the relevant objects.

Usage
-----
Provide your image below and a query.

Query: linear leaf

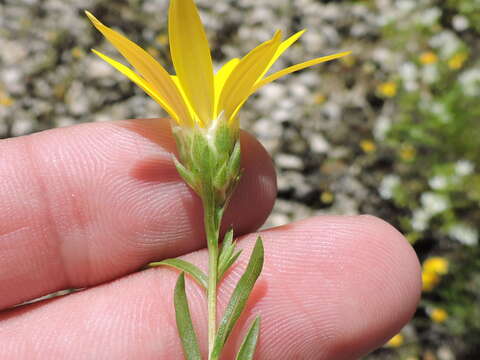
[218,249,243,282]
[235,317,261,360]
[223,228,234,247]
[218,230,235,267]
[149,259,207,289]
[174,273,202,360]
[211,237,264,359]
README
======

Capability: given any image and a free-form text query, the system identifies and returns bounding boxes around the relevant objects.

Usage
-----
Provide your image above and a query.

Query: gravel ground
[0,0,393,228]
[1,0,478,359]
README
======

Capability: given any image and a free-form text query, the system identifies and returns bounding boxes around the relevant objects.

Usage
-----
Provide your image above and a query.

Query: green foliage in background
[370,0,480,358]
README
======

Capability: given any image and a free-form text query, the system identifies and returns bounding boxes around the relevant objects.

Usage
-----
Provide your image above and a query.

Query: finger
[0,119,276,309]
[0,215,421,360]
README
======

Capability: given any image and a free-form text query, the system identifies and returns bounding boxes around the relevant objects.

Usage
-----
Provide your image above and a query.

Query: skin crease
[0,118,422,359]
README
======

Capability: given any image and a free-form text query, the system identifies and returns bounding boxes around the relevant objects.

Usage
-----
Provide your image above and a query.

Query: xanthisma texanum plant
[86,1,349,359]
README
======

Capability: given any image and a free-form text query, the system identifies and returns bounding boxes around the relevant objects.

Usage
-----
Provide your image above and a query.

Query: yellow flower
[321,191,334,204]
[155,33,169,46]
[85,1,350,130]
[399,144,416,161]
[420,51,438,65]
[360,139,376,153]
[448,53,468,70]
[71,46,85,59]
[341,54,355,67]
[422,270,440,292]
[423,257,449,275]
[313,93,326,105]
[377,81,397,98]
[422,257,448,292]
[385,333,404,348]
[430,307,448,323]
[0,92,14,107]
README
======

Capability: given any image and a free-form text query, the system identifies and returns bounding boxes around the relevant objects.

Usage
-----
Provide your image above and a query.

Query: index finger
[0,118,276,310]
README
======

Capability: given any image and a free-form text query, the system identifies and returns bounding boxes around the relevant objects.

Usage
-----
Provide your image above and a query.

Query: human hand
[0,119,421,359]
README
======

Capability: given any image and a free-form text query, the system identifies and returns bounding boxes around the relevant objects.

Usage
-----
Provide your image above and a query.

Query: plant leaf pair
[210,236,264,359]
[149,259,207,289]
[218,229,243,282]
[150,235,264,359]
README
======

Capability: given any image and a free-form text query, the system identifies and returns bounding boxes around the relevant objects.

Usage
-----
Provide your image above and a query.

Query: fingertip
[0,119,276,309]
[329,215,422,357]
[245,215,422,359]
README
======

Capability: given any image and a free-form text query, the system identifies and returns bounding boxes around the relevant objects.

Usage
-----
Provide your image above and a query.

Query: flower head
[385,333,404,348]
[429,307,448,323]
[421,256,449,292]
[422,270,440,292]
[85,0,349,131]
[423,256,449,275]
[377,81,397,98]
[360,139,376,153]
[448,52,468,70]
[420,51,438,65]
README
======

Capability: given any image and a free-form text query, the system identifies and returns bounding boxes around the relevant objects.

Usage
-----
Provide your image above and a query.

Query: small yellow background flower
[430,307,448,323]
[420,51,438,65]
[85,0,349,130]
[377,81,397,98]
[423,257,449,275]
[422,256,449,292]
[448,53,468,70]
[385,333,404,348]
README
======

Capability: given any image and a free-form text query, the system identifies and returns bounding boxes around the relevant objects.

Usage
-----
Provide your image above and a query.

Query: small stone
[1,40,28,64]
[55,117,76,128]
[275,153,303,170]
[11,116,35,137]
[289,83,309,100]
[252,118,282,139]
[267,213,290,227]
[437,346,455,360]
[1,68,25,94]
[452,15,469,32]
[271,108,290,123]
[86,57,115,78]
[308,133,330,153]
[66,82,90,115]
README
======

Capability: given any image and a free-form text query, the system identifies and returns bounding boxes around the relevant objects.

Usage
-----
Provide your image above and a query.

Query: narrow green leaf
[191,130,214,177]
[211,237,264,359]
[218,230,234,270]
[235,317,261,360]
[173,156,197,190]
[226,140,241,179]
[149,259,208,290]
[213,163,228,190]
[218,249,243,282]
[214,122,235,159]
[174,273,202,360]
[223,228,234,247]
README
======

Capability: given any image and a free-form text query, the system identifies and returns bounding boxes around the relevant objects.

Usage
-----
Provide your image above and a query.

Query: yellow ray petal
[170,75,202,126]
[85,11,191,126]
[214,58,239,117]
[258,30,306,82]
[252,51,352,93]
[218,31,282,122]
[219,31,305,123]
[92,49,180,122]
[169,0,214,125]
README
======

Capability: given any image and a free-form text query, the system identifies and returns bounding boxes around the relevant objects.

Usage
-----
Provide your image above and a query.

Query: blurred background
[0,0,479,358]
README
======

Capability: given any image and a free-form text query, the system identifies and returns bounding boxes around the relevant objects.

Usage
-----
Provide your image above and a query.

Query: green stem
[204,197,222,360]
